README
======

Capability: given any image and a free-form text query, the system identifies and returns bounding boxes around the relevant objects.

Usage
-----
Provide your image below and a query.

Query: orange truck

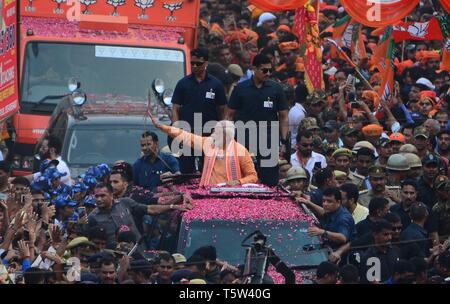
[6,0,199,175]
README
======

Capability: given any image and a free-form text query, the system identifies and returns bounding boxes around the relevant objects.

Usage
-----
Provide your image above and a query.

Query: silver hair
[212,120,235,147]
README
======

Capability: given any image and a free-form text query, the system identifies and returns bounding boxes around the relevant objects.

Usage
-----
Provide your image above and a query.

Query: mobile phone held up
[351,102,360,109]
[346,74,356,86]
[78,207,86,218]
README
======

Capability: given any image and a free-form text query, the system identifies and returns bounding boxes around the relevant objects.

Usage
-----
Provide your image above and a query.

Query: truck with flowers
[9,0,199,175]
[159,181,329,284]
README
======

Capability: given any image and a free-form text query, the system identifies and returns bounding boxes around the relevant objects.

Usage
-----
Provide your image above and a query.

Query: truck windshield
[65,125,168,166]
[21,42,185,105]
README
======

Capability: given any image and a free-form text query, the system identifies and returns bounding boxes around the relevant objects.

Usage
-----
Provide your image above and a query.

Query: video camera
[241,230,295,284]
[252,231,267,252]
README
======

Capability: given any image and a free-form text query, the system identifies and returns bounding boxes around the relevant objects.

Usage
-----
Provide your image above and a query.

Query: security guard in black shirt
[227,54,289,186]
[171,48,228,174]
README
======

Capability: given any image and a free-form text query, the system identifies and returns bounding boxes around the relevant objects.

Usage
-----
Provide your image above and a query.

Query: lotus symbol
[81,0,97,14]
[53,0,67,14]
[135,0,155,20]
[25,0,36,12]
[163,1,183,22]
[408,22,429,38]
[107,0,126,16]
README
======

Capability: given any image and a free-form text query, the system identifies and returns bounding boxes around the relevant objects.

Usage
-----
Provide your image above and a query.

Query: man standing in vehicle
[133,131,180,190]
[171,48,228,174]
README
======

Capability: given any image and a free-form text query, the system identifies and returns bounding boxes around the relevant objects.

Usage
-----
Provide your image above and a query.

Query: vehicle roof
[66,114,151,127]
[65,107,171,127]
[21,17,185,46]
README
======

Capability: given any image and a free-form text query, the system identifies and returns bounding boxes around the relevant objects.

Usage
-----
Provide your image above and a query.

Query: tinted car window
[65,124,168,166]
[177,219,328,267]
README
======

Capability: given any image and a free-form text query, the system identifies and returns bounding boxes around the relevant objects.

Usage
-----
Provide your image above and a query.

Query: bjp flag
[378,39,395,107]
[340,0,419,27]
[250,0,308,11]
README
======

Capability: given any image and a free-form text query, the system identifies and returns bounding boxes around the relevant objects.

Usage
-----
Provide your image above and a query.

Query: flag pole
[325,38,377,93]
[401,17,407,62]
[231,15,245,54]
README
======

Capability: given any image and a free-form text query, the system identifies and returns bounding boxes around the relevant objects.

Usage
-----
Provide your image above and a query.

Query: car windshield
[65,124,168,166]
[21,42,185,104]
[177,219,327,267]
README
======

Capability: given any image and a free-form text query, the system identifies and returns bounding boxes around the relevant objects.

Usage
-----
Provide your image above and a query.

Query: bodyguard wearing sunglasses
[227,54,289,186]
[171,48,228,174]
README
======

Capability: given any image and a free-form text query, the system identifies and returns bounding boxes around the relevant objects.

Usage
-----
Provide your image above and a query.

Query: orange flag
[378,39,396,107]
[250,0,308,11]
[352,23,368,60]
[370,27,393,74]
[340,0,420,27]
[441,0,450,14]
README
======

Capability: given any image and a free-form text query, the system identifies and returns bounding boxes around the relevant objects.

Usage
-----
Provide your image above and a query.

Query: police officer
[359,166,401,208]
[284,166,311,194]
[171,48,228,174]
[227,54,289,186]
[385,154,410,186]
[332,148,365,189]
[403,153,423,179]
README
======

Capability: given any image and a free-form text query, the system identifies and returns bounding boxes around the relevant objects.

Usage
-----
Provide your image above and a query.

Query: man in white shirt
[31,135,72,185]
[289,84,308,147]
[291,130,327,178]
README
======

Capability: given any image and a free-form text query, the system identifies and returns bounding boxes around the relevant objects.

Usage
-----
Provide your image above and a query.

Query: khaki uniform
[358,186,401,208]
[347,171,366,190]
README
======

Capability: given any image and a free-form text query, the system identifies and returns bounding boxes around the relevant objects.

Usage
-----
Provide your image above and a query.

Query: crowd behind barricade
[0,0,450,284]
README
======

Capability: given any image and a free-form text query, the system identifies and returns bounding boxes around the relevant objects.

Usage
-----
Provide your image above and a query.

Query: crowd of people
[0,0,450,284]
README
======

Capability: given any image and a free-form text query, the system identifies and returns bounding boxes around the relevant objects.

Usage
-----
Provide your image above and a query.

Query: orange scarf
[200,140,241,187]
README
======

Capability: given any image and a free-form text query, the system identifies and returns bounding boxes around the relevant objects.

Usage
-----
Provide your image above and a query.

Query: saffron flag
[441,38,450,72]
[393,17,444,42]
[441,0,450,14]
[250,0,308,11]
[340,0,420,27]
[352,23,368,60]
[378,39,396,107]
[331,15,353,59]
[295,1,324,94]
[332,15,352,43]
[370,26,393,74]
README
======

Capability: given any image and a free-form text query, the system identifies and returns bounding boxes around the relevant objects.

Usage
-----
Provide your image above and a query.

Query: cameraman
[243,231,295,284]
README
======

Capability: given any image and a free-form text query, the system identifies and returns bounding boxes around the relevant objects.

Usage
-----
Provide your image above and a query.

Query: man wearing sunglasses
[171,48,228,174]
[227,54,289,186]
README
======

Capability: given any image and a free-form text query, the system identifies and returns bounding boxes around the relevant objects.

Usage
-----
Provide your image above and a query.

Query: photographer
[242,231,295,284]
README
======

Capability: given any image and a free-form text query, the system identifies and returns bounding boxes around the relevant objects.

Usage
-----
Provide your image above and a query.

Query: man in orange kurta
[151,117,258,187]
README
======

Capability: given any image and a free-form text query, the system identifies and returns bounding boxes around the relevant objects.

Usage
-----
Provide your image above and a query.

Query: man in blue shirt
[297,187,355,250]
[227,54,289,186]
[133,131,180,190]
[171,48,228,174]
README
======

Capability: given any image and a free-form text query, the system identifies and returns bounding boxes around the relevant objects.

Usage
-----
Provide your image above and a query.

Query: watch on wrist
[322,230,328,238]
